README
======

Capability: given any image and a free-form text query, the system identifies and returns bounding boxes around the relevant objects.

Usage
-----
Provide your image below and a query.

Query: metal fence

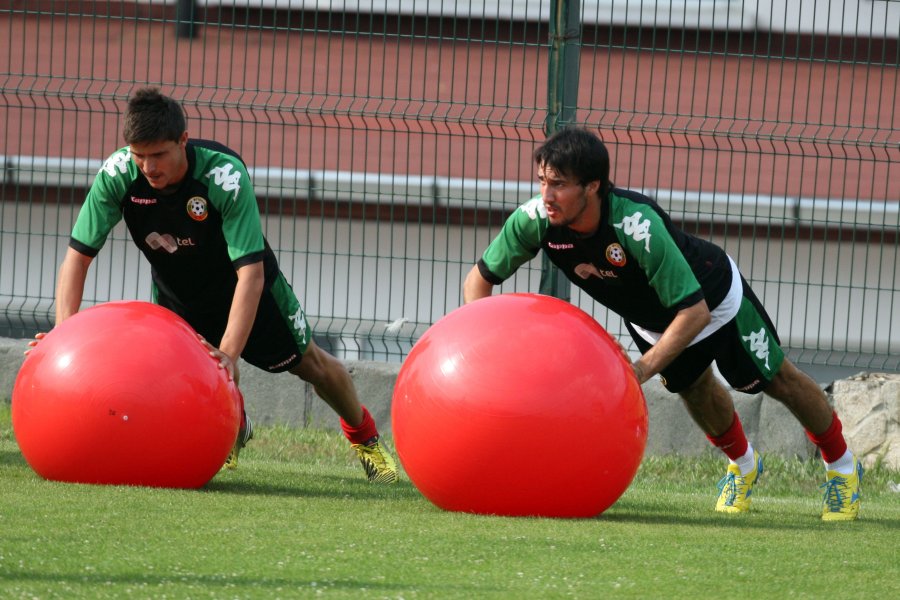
[1,1,898,372]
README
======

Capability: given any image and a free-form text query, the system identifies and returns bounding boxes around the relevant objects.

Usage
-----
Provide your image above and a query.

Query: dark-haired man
[464,126,861,520]
[50,87,398,483]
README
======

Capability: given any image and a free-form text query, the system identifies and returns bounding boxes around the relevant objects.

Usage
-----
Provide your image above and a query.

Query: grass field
[1,406,898,599]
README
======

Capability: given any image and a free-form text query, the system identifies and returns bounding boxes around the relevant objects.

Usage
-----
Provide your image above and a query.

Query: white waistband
[629,256,742,347]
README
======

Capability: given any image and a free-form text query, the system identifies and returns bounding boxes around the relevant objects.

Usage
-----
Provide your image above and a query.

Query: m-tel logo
[145,232,196,254]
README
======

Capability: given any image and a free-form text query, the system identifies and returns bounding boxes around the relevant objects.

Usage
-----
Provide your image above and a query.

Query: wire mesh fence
[1,1,898,371]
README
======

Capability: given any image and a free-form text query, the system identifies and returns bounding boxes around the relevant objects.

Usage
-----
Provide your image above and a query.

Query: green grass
[1,407,898,599]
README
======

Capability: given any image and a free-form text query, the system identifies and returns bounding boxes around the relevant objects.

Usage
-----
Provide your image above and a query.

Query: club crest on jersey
[186,197,208,221]
[606,243,627,267]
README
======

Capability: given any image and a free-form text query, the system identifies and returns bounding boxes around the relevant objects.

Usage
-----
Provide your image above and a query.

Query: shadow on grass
[602,495,900,531]
[1,569,488,596]
[203,472,425,502]
[0,447,27,466]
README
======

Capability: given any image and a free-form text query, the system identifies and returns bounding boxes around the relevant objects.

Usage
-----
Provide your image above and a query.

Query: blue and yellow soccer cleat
[352,435,399,484]
[820,458,863,521]
[715,452,763,513]
[223,414,254,471]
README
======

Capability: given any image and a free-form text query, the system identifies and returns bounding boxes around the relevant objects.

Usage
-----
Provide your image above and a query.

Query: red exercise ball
[392,293,648,518]
[12,301,240,488]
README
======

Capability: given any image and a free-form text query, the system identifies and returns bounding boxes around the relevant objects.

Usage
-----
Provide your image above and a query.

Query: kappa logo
[101,150,131,177]
[206,163,241,200]
[131,196,157,205]
[613,211,652,252]
[268,354,298,371]
[605,243,626,267]
[742,328,771,370]
[734,379,762,392]
[186,197,208,221]
[289,307,310,344]
[547,242,575,250]
[519,197,548,220]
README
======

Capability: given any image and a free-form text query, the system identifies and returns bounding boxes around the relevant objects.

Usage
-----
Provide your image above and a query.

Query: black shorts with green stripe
[627,276,785,394]
[156,272,311,373]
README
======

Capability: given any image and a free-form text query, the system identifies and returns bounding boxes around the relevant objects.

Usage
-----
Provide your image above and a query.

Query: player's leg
[764,360,862,520]
[723,281,862,520]
[678,366,763,513]
[287,339,398,483]
[243,273,398,483]
[626,324,762,512]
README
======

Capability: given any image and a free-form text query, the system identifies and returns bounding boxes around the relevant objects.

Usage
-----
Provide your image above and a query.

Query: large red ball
[392,293,648,518]
[12,301,240,488]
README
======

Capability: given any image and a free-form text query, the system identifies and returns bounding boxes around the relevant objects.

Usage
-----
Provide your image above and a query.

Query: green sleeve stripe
[196,148,266,263]
[611,194,701,308]
[70,148,133,250]
[480,196,545,281]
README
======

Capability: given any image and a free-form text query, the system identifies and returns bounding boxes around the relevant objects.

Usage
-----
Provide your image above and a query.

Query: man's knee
[291,342,345,386]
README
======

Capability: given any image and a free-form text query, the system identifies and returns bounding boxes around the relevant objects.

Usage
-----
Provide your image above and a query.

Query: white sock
[731,444,757,476]
[825,450,856,475]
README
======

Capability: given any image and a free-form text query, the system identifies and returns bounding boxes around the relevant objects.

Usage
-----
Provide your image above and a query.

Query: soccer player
[49,87,398,483]
[463,126,862,520]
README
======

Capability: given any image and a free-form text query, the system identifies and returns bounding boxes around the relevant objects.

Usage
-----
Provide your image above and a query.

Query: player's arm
[203,152,268,382]
[463,196,545,304]
[25,246,94,354]
[631,300,711,384]
[55,247,95,324]
[613,199,709,384]
[463,265,495,303]
[53,149,129,326]
[210,261,264,384]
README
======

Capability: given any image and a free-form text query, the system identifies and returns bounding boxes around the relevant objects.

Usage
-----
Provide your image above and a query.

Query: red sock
[707,412,750,462]
[340,405,379,445]
[805,411,847,464]
[236,389,247,427]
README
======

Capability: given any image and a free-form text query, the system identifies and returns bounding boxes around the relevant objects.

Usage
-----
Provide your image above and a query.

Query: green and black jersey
[70,140,280,313]
[477,188,733,333]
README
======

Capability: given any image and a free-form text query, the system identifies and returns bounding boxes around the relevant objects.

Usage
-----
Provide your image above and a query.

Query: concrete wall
[3,336,896,469]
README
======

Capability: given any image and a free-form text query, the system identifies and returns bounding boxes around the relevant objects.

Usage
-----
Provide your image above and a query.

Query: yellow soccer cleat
[223,414,254,471]
[715,451,763,513]
[821,459,863,522]
[352,435,399,484]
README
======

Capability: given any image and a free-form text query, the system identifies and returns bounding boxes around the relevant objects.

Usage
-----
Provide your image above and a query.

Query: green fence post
[540,0,581,300]
[176,0,199,39]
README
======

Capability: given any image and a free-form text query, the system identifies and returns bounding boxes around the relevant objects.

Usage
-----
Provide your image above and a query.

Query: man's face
[538,163,592,229]
[129,132,188,190]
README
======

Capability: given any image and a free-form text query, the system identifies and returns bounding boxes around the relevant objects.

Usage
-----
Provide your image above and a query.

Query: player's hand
[611,337,649,384]
[24,332,47,356]
[198,336,241,385]
[631,362,647,384]
[612,336,631,364]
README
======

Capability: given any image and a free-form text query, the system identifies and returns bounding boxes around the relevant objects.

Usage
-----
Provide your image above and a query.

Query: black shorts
[627,277,785,394]
[156,273,310,373]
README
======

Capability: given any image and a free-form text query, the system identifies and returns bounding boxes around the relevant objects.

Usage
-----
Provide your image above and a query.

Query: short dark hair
[534,127,611,196]
[122,87,186,144]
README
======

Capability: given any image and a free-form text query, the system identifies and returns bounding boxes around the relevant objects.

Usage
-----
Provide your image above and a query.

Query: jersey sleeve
[70,148,133,255]
[612,200,703,310]
[479,196,546,283]
[201,154,266,266]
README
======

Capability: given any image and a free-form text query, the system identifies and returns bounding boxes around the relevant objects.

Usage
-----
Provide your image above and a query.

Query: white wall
[2,196,897,364]
[156,0,900,38]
